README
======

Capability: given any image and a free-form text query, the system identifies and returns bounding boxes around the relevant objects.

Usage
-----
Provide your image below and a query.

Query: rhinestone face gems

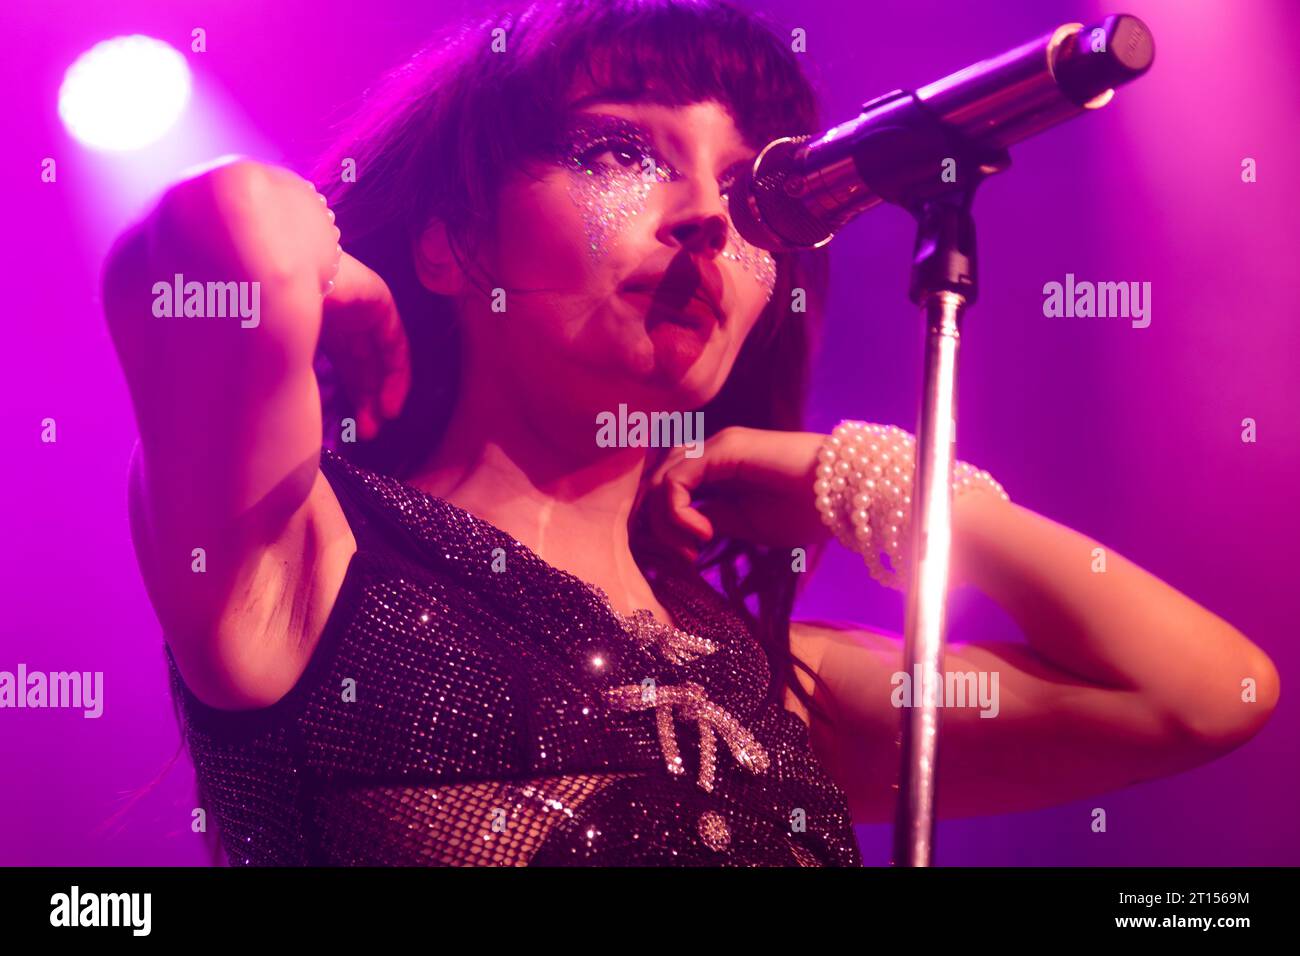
[554,115,676,263]
[720,190,777,298]
[553,113,778,301]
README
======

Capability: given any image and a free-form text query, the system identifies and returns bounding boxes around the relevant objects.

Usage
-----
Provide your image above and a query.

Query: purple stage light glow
[1,0,1292,872]
[58,35,191,152]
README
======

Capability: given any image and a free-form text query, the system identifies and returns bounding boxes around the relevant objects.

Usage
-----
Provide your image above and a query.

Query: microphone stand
[886,121,1009,867]
[730,14,1154,865]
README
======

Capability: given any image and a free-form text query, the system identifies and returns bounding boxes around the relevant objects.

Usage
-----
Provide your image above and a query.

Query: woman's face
[453,96,777,416]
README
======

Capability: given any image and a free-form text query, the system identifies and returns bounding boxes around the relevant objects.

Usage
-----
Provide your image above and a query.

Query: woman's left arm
[644,427,1281,820]
[946,489,1278,746]
[795,490,1280,821]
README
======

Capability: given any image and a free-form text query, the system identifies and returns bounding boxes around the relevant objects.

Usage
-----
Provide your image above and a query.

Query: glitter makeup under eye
[720,191,778,299]
[552,114,778,294]
[554,116,675,262]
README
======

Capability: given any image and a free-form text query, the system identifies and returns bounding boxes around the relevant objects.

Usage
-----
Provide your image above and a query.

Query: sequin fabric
[165,447,863,866]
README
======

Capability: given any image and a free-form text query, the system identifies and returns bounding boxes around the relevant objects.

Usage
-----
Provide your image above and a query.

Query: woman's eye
[718,160,748,197]
[579,138,653,173]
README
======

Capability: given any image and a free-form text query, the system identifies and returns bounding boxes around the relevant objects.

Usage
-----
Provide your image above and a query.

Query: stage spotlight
[58,35,191,152]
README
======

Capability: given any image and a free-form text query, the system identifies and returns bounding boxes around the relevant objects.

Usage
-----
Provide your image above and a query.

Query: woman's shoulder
[317,446,458,548]
[168,446,539,728]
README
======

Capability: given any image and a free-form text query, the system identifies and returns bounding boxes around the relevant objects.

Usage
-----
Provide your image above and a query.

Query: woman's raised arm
[101,159,407,709]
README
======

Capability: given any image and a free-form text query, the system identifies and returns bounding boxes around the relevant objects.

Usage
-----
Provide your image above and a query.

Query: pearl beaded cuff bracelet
[814,421,1009,591]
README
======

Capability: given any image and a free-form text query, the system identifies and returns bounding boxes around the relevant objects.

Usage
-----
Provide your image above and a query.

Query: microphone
[729,14,1155,251]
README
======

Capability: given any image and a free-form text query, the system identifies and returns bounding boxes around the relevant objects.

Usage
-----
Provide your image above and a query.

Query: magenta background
[1,0,1296,866]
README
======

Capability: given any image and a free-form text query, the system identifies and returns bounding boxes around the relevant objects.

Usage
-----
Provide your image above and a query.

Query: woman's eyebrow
[565,90,651,111]
[562,108,649,130]
[557,111,658,149]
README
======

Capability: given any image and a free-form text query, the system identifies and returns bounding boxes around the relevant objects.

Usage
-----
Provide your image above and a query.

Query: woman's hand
[152,159,342,305]
[641,426,832,560]
[148,159,411,442]
[319,251,411,440]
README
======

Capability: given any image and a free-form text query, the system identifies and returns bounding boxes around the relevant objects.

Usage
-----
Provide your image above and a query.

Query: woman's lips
[619,288,718,330]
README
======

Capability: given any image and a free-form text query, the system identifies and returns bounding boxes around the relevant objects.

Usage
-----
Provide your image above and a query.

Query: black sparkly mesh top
[165,447,863,866]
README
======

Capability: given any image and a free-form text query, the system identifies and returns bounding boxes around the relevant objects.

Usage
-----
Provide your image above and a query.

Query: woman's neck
[406,370,675,622]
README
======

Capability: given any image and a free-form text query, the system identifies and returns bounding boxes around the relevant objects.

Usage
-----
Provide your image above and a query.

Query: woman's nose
[657,176,730,257]
[669,214,729,256]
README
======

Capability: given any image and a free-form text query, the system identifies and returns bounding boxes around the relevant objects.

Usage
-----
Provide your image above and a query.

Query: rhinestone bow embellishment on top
[590,585,770,793]
[612,607,720,665]
[589,584,719,665]
[606,681,771,793]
